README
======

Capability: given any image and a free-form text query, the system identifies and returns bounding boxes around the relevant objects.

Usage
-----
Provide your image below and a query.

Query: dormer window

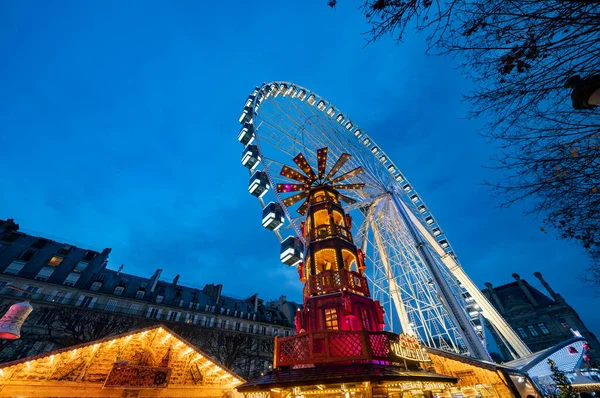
[155,295,164,304]
[48,256,64,267]
[114,286,124,296]
[91,281,102,291]
[135,289,145,299]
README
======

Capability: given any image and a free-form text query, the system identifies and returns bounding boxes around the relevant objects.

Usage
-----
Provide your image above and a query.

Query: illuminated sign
[104,364,171,389]
[389,333,431,362]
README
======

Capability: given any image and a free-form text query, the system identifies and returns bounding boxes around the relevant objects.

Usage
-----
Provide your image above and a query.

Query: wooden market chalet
[238,149,541,398]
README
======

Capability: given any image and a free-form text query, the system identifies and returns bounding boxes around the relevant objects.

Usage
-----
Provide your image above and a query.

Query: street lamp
[565,74,600,110]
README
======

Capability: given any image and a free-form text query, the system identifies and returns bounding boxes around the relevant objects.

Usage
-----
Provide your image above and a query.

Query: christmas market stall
[0,324,243,397]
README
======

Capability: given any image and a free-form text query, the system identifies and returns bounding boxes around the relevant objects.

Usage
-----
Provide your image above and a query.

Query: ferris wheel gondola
[236,82,531,361]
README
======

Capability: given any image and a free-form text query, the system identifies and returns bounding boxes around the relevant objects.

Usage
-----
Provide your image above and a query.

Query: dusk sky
[1,1,597,334]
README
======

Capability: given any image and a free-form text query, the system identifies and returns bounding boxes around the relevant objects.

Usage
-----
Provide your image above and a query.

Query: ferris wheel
[237,82,531,360]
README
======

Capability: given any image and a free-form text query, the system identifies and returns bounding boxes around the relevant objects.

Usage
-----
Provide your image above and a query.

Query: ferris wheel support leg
[390,192,492,361]
[399,200,532,358]
[368,217,413,336]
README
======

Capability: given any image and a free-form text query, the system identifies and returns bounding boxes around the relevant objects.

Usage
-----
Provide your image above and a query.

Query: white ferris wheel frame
[238,81,531,360]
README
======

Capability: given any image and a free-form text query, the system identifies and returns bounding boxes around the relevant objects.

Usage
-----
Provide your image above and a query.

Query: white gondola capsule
[238,123,255,146]
[251,86,259,96]
[280,236,304,266]
[317,100,326,111]
[297,90,307,101]
[307,94,316,105]
[245,95,255,108]
[248,171,270,198]
[241,145,261,170]
[410,194,419,203]
[263,85,273,98]
[417,204,427,213]
[362,137,371,146]
[326,106,335,117]
[395,174,404,182]
[354,129,362,138]
[289,86,298,97]
[371,146,379,155]
[439,239,449,249]
[279,83,288,95]
[345,121,353,131]
[379,155,387,163]
[387,165,396,174]
[425,216,434,225]
[336,114,344,124]
[239,106,253,124]
[432,227,442,236]
[402,184,411,192]
[262,202,285,231]
[271,83,280,97]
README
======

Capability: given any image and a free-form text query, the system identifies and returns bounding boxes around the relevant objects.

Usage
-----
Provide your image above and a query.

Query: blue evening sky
[1,1,597,334]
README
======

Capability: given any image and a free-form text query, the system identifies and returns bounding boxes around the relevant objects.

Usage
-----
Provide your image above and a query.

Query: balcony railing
[303,269,370,297]
[274,329,399,367]
[310,224,353,243]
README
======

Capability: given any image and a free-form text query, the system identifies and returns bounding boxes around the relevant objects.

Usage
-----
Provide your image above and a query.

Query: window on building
[23,286,41,298]
[82,250,97,261]
[273,328,279,336]
[31,239,48,250]
[79,296,94,308]
[175,299,184,307]
[148,308,161,319]
[91,281,102,291]
[517,327,528,339]
[114,286,125,296]
[527,325,539,337]
[129,303,142,315]
[203,317,210,327]
[155,295,164,304]
[47,256,64,267]
[74,261,88,273]
[261,326,267,335]
[48,290,70,304]
[248,324,254,333]
[105,300,119,312]
[324,308,339,330]
[538,323,551,335]
[0,281,10,294]
[1,231,22,243]
[4,260,26,275]
[35,266,54,281]
[63,272,80,286]
[168,311,180,322]
[19,250,36,262]
[235,322,241,331]
[135,290,145,299]
[57,245,73,256]
[284,330,290,337]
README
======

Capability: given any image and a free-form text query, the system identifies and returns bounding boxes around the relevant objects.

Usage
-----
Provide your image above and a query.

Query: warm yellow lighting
[26,362,30,370]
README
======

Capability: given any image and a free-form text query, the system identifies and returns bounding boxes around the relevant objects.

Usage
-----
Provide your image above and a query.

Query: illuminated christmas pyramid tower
[238,149,457,396]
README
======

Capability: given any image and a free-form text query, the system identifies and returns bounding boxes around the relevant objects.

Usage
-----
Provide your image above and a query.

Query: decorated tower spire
[277,148,386,334]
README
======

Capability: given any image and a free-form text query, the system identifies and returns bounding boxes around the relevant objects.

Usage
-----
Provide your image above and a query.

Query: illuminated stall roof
[505,337,586,374]
[0,325,243,397]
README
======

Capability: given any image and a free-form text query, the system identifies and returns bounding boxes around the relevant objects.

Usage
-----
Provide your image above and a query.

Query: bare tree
[330,0,600,284]
[44,308,139,347]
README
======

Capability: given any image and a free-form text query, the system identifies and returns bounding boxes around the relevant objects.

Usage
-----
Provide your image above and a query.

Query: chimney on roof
[512,273,539,307]
[534,271,562,302]
[117,264,123,275]
[173,274,180,286]
[150,269,162,293]
[484,282,505,314]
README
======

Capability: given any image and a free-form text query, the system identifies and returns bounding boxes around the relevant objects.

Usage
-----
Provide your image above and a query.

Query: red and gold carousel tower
[238,149,457,398]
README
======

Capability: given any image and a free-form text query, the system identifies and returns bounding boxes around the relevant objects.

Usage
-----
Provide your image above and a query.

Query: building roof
[426,347,529,375]
[483,280,555,309]
[237,363,457,391]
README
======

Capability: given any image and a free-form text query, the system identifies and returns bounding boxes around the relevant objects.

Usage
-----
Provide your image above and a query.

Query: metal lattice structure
[237,82,531,360]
